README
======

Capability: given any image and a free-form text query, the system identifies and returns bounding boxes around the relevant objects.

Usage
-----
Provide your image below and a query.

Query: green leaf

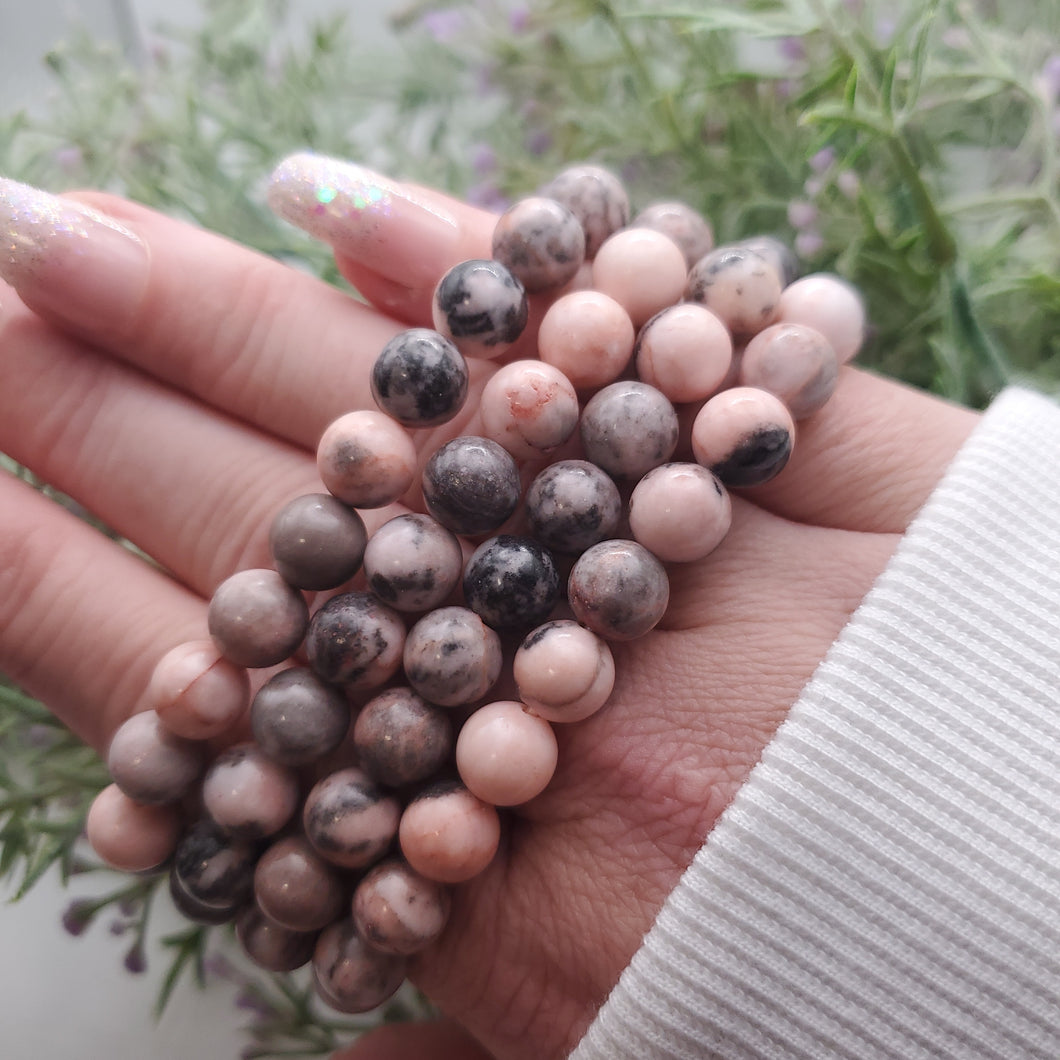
[154,926,209,1019]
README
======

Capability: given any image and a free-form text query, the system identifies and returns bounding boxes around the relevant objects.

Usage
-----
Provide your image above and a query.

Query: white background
[0,5,399,1058]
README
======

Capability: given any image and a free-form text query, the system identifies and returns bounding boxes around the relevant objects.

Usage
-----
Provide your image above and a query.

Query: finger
[0,471,204,753]
[330,1019,493,1060]
[0,179,400,450]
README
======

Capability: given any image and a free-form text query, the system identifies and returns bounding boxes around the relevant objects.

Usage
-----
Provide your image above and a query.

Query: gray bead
[526,459,623,554]
[463,535,560,631]
[403,606,502,707]
[491,196,586,291]
[371,328,469,427]
[568,540,670,641]
[580,381,679,480]
[539,164,630,258]
[236,904,317,972]
[422,436,521,535]
[431,259,528,357]
[269,493,367,591]
[305,592,405,690]
[312,918,407,1014]
[250,666,351,766]
[207,568,308,669]
[354,688,453,788]
[107,710,204,805]
[170,819,257,924]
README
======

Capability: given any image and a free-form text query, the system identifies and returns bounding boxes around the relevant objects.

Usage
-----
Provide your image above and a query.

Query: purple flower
[787,200,819,230]
[524,128,553,157]
[1036,55,1060,104]
[803,176,824,199]
[836,170,860,199]
[420,9,466,43]
[123,941,146,974]
[52,146,84,173]
[466,181,510,213]
[795,229,826,259]
[109,918,130,937]
[509,5,531,33]
[204,953,238,982]
[809,146,835,174]
[235,987,280,1022]
[61,899,96,937]
[471,142,498,176]
[778,36,806,63]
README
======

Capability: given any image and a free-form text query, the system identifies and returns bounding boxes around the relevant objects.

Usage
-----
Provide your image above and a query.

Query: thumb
[332,1018,494,1060]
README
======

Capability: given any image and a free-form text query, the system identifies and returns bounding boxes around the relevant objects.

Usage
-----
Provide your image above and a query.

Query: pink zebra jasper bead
[539,164,630,258]
[313,918,408,1014]
[107,709,205,805]
[568,540,670,641]
[778,272,865,364]
[739,322,838,419]
[255,835,348,933]
[632,200,715,268]
[86,784,181,873]
[363,513,463,613]
[399,781,501,883]
[635,303,733,404]
[455,700,559,806]
[479,359,580,459]
[317,410,418,509]
[537,290,635,390]
[236,904,318,973]
[208,568,308,669]
[629,463,732,564]
[592,227,689,328]
[353,858,451,956]
[491,196,586,292]
[686,244,783,339]
[514,620,615,723]
[201,743,299,839]
[303,768,401,870]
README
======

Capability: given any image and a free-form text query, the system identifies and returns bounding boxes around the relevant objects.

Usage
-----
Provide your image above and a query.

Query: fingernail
[0,178,149,331]
[268,153,460,288]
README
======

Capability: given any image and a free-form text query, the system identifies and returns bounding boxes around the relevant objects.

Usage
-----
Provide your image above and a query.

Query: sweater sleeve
[570,387,1060,1060]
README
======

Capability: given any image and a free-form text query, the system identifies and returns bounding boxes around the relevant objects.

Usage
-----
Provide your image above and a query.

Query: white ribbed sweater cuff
[572,387,1060,1060]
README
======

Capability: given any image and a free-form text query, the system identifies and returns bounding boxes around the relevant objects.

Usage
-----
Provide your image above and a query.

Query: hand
[0,171,978,1060]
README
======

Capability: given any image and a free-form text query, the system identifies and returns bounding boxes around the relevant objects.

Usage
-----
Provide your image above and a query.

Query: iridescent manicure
[267,153,460,287]
[0,177,149,330]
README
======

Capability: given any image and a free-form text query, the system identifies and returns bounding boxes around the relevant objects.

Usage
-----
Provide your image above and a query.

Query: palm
[0,185,976,1060]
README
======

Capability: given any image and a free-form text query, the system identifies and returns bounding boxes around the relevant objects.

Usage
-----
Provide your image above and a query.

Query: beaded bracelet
[86,161,866,1013]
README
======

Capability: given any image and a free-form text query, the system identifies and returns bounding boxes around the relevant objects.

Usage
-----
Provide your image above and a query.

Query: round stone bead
[305,592,405,692]
[421,436,520,536]
[463,536,560,632]
[236,904,318,972]
[491,196,586,292]
[514,620,616,723]
[107,710,205,806]
[201,743,299,839]
[568,540,670,641]
[431,258,528,359]
[479,360,580,460]
[303,767,401,870]
[250,667,351,767]
[691,387,796,487]
[631,200,715,268]
[455,700,559,806]
[739,235,799,287]
[268,493,367,591]
[353,688,453,788]
[740,322,839,420]
[403,607,503,707]
[371,327,469,427]
[171,818,258,920]
[579,380,679,480]
[686,244,783,339]
[628,463,732,564]
[145,639,249,741]
[591,227,688,327]
[207,568,308,669]
[398,781,501,884]
[316,410,418,509]
[86,784,180,873]
[538,164,630,258]
[312,918,408,1014]
[525,459,622,554]
[634,303,733,404]
[362,513,463,613]
[353,858,451,956]
[537,290,635,390]
[777,272,866,364]
[254,835,348,933]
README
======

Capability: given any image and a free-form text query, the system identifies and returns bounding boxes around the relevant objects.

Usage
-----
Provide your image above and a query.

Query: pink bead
[778,273,865,364]
[479,359,580,459]
[316,410,418,509]
[537,290,635,390]
[591,228,688,327]
[353,858,451,956]
[739,322,838,419]
[201,744,299,839]
[455,700,559,806]
[303,767,401,870]
[86,783,181,873]
[106,710,205,805]
[207,568,308,669]
[691,387,796,487]
[632,200,715,268]
[686,245,783,339]
[513,620,615,723]
[145,639,249,741]
[629,463,732,563]
[399,783,501,883]
[313,918,408,1014]
[635,303,733,403]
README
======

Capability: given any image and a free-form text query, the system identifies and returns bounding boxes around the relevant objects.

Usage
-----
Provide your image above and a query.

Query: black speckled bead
[363,513,464,613]
[579,380,679,480]
[250,666,351,766]
[170,819,257,924]
[539,164,630,259]
[371,328,469,428]
[305,592,406,692]
[739,234,800,287]
[463,535,560,631]
[491,196,586,292]
[431,259,528,359]
[422,436,521,536]
[303,767,401,870]
[525,459,623,554]
[268,493,367,591]
[403,606,503,707]
[568,540,670,641]
[353,687,453,788]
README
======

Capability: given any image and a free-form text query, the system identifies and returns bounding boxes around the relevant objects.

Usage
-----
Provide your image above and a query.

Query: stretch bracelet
[85,161,865,1013]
